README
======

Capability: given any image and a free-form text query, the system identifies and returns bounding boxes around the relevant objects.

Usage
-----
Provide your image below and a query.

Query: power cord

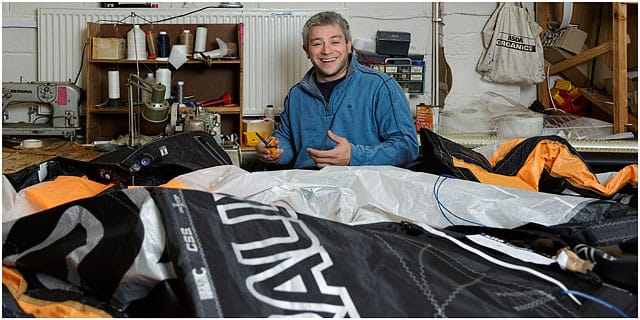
[73,40,88,85]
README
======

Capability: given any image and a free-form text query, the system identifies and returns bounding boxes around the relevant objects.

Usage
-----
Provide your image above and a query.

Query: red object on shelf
[200,92,232,107]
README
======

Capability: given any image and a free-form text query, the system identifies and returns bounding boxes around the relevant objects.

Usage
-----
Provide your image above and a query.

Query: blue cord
[433,175,486,227]
[434,175,455,225]
[561,289,630,318]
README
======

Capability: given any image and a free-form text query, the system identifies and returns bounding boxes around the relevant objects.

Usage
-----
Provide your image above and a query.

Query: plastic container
[264,105,275,121]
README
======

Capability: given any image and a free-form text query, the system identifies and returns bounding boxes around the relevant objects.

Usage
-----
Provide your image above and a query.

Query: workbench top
[2,138,105,174]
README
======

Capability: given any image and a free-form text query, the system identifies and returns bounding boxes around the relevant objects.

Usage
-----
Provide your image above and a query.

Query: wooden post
[549,41,614,75]
[535,3,552,109]
[612,2,629,133]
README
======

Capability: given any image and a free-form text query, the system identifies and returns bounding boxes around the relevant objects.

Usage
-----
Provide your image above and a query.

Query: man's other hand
[307,130,351,168]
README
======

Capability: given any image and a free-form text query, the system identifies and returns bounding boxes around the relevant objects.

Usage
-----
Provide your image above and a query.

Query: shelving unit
[369,58,425,95]
[535,2,636,134]
[85,22,243,143]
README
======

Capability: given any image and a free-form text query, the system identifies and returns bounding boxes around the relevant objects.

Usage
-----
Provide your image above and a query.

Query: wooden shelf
[88,106,131,114]
[178,105,240,114]
[89,58,240,64]
[85,22,244,143]
[580,88,637,133]
[88,105,242,115]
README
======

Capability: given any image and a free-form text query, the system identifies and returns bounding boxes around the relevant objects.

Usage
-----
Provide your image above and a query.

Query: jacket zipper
[300,81,330,115]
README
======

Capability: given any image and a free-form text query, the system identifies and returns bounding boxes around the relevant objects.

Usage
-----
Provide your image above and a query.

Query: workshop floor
[2,138,105,174]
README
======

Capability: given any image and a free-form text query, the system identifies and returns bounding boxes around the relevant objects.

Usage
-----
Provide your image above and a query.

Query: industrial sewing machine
[2,81,83,138]
[171,104,223,145]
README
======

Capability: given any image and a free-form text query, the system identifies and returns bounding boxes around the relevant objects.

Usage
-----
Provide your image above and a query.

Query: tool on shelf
[200,92,232,107]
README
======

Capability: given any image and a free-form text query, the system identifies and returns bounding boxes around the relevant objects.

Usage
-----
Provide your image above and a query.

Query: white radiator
[38,8,320,116]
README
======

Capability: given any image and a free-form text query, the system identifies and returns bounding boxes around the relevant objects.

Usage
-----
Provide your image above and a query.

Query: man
[256,11,419,169]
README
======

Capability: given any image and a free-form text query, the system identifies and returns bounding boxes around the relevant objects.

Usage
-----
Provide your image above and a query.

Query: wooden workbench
[2,138,105,174]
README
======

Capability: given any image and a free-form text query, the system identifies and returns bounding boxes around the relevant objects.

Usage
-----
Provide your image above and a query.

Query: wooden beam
[549,41,614,75]
[536,2,552,109]
[581,88,637,133]
[612,2,629,133]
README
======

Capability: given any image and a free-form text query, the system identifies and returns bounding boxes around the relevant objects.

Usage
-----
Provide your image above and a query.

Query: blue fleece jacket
[273,54,419,169]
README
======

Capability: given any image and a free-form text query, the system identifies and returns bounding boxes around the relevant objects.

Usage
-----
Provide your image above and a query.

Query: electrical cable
[73,40,88,85]
[153,6,219,23]
[560,289,630,318]
[348,14,428,20]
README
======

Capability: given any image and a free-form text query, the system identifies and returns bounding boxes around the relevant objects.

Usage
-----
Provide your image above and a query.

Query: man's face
[304,24,352,83]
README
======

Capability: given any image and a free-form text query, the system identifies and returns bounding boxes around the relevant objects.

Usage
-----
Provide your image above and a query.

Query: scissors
[255,132,280,160]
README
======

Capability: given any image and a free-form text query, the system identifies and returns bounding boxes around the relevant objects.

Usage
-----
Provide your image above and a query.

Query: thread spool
[157,31,170,61]
[439,107,493,135]
[145,30,158,59]
[21,139,43,149]
[141,73,155,102]
[127,25,146,60]
[496,114,543,138]
[194,26,208,53]
[177,81,185,105]
[155,68,172,100]
[180,30,193,57]
[108,70,121,99]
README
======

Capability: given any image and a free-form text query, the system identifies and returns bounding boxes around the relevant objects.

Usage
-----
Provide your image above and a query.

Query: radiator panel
[38,8,316,116]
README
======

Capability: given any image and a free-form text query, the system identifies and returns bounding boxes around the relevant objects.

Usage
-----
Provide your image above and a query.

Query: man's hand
[255,136,282,162]
[307,130,351,168]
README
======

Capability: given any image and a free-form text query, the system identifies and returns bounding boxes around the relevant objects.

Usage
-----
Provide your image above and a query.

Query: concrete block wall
[1,2,536,111]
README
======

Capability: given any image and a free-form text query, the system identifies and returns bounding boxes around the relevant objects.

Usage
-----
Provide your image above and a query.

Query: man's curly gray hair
[302,11,351,50]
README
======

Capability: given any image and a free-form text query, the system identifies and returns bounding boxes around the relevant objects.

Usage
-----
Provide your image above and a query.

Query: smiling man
[256,11,419,169]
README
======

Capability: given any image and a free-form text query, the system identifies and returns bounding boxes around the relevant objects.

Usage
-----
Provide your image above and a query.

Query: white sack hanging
[476,2,545,84]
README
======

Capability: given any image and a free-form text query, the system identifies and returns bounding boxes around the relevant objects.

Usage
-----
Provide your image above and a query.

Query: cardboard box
[244,119,275,133]
[242,119,275,146]
[92,38,126,60]
[544,46,591,88]
[554,27,588,55]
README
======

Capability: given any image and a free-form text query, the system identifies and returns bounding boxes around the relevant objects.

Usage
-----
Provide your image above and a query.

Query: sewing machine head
[2,81,83,138]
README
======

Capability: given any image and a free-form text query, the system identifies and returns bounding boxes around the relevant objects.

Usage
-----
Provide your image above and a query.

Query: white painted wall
[1,2,537,111]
